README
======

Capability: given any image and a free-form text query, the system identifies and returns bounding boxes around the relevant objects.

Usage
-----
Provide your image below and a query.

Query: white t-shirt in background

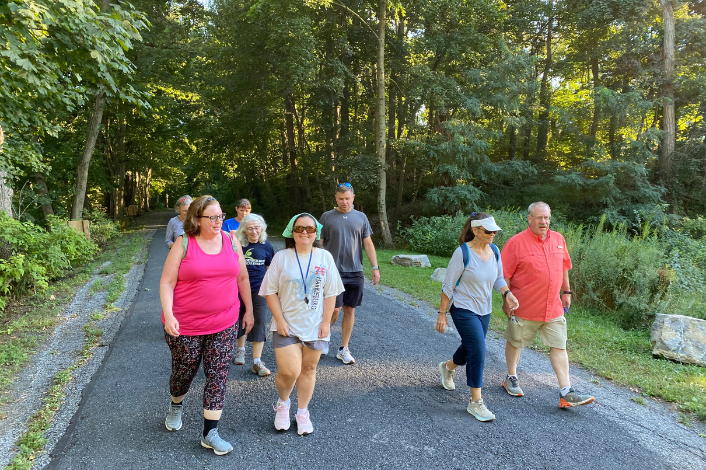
[259,248,344,342]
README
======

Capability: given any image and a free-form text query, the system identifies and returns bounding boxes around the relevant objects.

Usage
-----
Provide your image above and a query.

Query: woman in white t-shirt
[259,213,343,436]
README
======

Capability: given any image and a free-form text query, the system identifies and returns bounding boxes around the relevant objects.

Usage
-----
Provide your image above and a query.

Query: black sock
[339,346,344,351]
[203,418,218,437]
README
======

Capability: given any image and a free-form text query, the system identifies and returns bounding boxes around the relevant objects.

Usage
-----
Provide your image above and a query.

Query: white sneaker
[273,400,291,431]
[438,362,455,391]
[295,410,313,436]
[336,347,356,364]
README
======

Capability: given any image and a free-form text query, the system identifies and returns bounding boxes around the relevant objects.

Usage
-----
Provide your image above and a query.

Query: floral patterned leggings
[164,324,237,410]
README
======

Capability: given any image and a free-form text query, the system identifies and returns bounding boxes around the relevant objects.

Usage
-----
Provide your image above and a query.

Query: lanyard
[294,247,313,304]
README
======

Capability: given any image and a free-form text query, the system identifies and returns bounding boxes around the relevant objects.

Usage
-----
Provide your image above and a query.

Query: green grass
[365,248,706,421]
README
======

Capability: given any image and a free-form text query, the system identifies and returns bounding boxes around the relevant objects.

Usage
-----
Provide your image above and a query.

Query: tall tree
[376,0,393,246]
[658,0,676,185]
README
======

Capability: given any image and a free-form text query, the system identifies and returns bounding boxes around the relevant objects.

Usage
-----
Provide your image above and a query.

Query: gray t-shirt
[320,208,373,273]
[441,244,507,315]
[165,216,185,248]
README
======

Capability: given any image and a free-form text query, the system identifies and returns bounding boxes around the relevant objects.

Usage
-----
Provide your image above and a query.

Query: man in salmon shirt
[500,202,594,408]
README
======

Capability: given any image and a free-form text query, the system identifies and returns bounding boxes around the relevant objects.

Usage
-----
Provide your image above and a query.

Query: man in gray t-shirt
[320,183,380,365]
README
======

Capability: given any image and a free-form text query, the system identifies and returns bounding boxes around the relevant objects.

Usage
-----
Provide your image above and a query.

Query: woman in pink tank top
[160,195,254,456]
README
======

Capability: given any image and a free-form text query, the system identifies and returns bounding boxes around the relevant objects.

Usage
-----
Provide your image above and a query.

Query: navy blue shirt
[222,218,240,232]
[243,241,275,290]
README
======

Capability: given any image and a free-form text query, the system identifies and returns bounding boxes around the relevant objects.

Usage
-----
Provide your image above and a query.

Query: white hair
[235,213,268,244]
[528,201,551,216]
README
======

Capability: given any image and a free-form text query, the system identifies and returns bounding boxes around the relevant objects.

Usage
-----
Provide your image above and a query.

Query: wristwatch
[372,266,379,270]
[503,289,512,299]
[563,290,573,295]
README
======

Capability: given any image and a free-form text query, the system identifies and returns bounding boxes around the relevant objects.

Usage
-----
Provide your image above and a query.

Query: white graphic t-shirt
[259,248,344,342]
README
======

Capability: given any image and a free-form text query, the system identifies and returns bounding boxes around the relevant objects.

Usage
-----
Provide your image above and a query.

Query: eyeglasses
[337,182,352,188]
[245,226,262,232]
[198,214,226,223]
[292,225,317,234]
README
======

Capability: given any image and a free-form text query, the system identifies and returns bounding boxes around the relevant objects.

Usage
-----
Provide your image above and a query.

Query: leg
[449,308,489,391]
[165,331,203,402]
[549,347,570,389]
[295,345,323,409]
[274,343,303,401]
[237,335,246,349]
[340,305,356,348]
[252,341,264,360]
[505,341,523,376]
[201,325,237,413]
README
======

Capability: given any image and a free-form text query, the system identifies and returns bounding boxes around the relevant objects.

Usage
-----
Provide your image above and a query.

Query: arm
[437,249,464,333]
[435,292,452,333]
[165,220,175,249]
[319,295,336,338]
[160,235,184,336]
[232,236,254,333]
[265,294,289,337]
[496,256,518,313]
[362,236,380,285]
[561,270,571,311]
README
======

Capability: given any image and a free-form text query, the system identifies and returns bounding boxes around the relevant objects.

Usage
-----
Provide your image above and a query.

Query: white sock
[560,385,572,397]
[296,408,308,416]
[253,357,261,364]
[278,398,290,406]
[507,374,518,379]
[239,347,245,352]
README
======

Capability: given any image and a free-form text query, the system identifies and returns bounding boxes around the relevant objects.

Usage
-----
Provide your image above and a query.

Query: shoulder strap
[490,243,499,262]
[180,235,188,260]
[456,243,470,286]
[225,231,237,253]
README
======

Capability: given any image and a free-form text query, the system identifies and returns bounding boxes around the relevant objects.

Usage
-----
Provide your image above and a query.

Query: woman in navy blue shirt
[233,213,275,375]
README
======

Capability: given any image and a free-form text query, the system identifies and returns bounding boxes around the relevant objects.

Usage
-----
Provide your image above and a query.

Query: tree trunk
[589,56,600,141]
[659,0,675,184]
[0,126,10,218]
[396,149,407,214]
[376,0,393,246]
[34,172,54,217]
[535,7,554,160]
[284,93,302,205]
[508,124,517,160]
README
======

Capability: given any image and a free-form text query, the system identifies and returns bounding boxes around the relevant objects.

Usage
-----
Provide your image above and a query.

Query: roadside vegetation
[368,209,706,422]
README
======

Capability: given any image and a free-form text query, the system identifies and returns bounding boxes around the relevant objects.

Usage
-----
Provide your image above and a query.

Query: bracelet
[438,311,446,315]
[503,290,512,299]
[563,290,572,295]
[372,266,379,270]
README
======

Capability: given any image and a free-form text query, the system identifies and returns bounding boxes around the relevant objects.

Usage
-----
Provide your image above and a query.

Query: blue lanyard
[294,247,313,303]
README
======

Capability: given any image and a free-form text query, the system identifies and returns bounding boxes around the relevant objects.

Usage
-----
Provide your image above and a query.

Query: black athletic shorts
[335,271,365,308]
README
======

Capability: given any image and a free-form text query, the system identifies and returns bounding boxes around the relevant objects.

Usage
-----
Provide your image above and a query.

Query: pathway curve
[44,219,706,469]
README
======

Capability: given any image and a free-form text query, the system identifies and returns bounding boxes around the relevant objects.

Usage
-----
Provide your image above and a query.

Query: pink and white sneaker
[295,409,313,436]
[273,400,291,431]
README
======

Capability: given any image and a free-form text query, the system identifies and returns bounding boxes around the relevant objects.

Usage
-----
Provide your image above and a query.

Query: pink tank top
[162,230,241,335]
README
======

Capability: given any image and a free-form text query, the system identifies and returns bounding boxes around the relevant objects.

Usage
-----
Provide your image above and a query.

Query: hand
[243,310,254,334]
[505,292,519,312]
[436,312,448,334]
[164,314,180,337]
[502,302,513,319]
[318,321,330,339]
[562,293,571,312]
[371,269,380,286]
[276,321,289,338]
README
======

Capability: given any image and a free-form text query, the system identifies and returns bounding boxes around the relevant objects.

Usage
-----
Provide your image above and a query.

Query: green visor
[282,213,323,240]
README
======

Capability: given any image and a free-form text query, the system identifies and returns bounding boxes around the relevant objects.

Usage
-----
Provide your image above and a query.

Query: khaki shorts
[504,315,567,349]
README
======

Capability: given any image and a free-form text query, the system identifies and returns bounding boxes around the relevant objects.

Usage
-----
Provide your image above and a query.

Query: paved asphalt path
[46,216,706,469]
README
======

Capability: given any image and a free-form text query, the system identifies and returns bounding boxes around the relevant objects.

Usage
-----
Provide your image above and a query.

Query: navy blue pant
[450,305,490,388]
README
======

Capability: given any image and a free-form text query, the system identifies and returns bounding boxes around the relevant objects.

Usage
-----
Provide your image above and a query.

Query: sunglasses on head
[292,225,317,234]
[337,182,352,188]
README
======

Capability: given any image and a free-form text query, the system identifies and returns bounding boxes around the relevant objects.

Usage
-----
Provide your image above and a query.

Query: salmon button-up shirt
[501,227,572,322]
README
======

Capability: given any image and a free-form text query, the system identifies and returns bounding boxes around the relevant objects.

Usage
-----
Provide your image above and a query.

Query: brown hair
[236,198,251,209]
[183,195,221,236]
[458,212,491,244]
[284,214,322,249]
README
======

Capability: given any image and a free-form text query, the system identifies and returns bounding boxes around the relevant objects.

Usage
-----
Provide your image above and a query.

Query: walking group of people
[159,184,379,454]
[159,187,593,456]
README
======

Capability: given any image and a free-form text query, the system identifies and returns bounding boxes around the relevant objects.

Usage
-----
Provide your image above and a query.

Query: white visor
[470,217,502,231]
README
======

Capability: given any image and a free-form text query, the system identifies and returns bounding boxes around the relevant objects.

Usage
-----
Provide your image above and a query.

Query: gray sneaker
[336,347,356,364]
[560,388,595,408]
[467,398,496,422]
[164,402,183,431]
[200,428,233,455]
[252,361,271,376]
[503,375,524,397]
[233,348,245,365]
[438,362,455,391]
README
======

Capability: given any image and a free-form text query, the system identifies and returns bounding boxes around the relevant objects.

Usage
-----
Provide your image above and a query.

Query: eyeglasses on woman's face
[245,226,262,232]
[198,214,226,223]
[292,225,317,234]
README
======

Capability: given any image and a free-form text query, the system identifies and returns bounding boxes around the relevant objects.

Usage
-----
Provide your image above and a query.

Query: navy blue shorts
[335,272,365,308]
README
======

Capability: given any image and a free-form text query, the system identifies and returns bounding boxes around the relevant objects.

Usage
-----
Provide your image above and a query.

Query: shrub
[86,210,120,248]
